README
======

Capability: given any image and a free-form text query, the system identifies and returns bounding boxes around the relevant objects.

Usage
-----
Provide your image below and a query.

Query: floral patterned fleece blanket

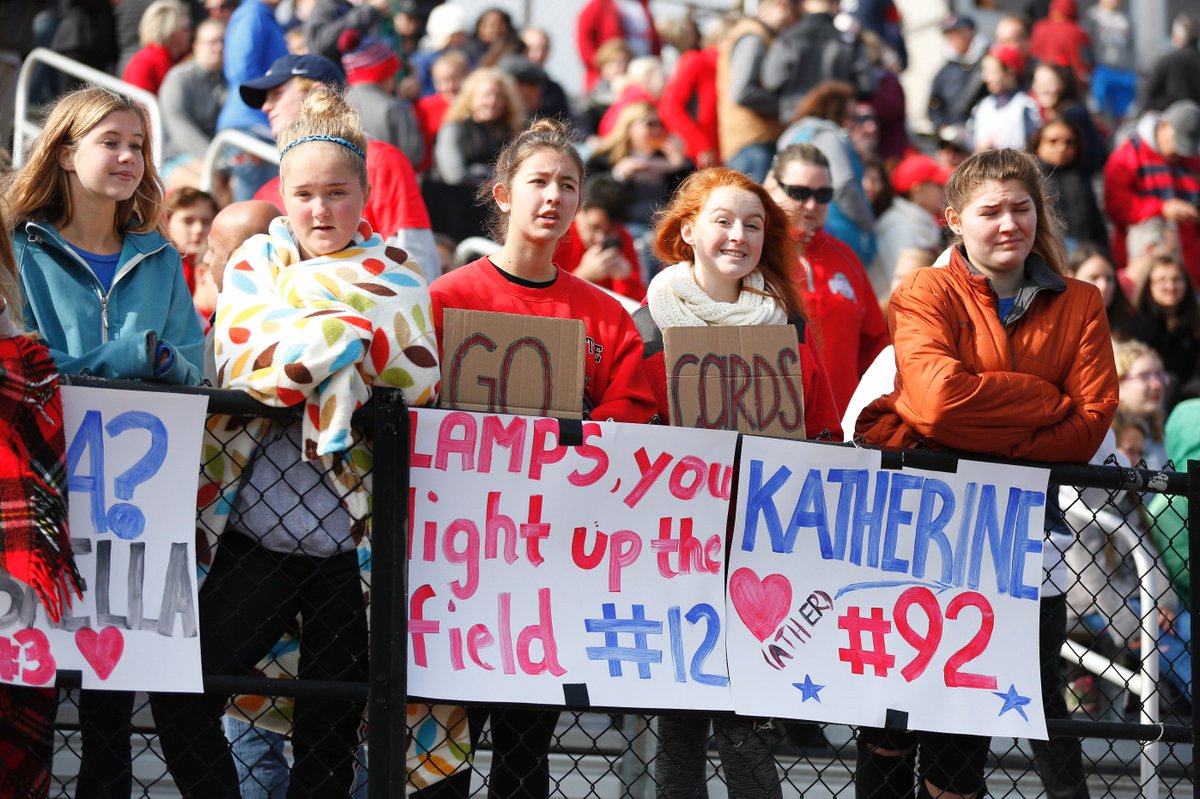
[201,218,467,790]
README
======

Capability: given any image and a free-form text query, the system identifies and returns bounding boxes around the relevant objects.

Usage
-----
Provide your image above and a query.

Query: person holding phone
[552,174,646,301]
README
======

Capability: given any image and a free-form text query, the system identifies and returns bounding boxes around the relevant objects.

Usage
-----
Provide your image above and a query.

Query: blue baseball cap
[240,54,347,108]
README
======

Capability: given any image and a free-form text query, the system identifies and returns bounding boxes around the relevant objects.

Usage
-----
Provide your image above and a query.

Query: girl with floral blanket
[152,85,441,797]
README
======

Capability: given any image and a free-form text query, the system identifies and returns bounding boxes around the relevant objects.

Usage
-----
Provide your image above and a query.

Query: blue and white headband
[279,134,366,161]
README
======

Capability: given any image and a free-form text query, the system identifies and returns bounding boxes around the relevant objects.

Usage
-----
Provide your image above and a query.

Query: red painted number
[890,589,997,688]
[943,592,998,689]
[892,587,943,682]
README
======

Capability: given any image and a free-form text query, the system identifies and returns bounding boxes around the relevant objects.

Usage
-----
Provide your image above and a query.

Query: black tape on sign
[563,683,590,707]
[881,450,904,471]
[885,708,909,731]
[558,417,584,447]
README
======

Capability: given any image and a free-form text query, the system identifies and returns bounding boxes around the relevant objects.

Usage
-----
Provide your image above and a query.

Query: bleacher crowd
[0,0,1197,796]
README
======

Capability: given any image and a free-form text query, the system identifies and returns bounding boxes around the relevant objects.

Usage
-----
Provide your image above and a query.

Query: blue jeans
[727,142,776,184]
[1091,65,1137,121]
[224,716,290,799]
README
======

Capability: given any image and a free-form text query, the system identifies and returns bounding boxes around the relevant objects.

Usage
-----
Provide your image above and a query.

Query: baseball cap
[1163,99,1200,158]
[942,14,975,34]
[891,154,952,195]
[240,54,347,108]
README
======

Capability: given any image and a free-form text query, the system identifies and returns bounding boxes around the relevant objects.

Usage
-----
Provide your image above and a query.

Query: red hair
[652,167,803,317]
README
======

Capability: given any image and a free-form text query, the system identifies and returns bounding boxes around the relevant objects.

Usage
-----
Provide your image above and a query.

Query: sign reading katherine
[0,386,207,692]
[727,437,1049,739]
[407,407,738,710]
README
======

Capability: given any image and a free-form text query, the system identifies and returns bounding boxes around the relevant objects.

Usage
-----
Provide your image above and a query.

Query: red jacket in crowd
[1103,132,1200,283]
[122,43,175,95]
[576,0,660,92]
[794,228,889,416]
[414,93,449,174]
[1029,0,1093,85]
[658,46,720,167]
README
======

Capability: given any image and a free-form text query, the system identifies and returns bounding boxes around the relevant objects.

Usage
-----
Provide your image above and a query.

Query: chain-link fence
[35,379,1196,798]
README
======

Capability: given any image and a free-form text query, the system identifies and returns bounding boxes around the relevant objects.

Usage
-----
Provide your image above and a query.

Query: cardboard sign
[0,386,207,692]
[441,310,586,419]
[727,437,1049,739]
[663,325,805,439]
[407,407,738,710]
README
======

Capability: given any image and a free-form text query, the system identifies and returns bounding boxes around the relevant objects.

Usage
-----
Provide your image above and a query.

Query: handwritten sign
[407,407,738,709]
[0,386,207,691]
[441,310,585,418]
[727,438,1049,739]
[663,325,805,439]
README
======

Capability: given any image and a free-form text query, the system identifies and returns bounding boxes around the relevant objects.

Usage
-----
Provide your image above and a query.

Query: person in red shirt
[658,42,720,168]
[1029,0,1093,88]
[430,119,656,799]
[552,176,645,302]
[122,0,193,95]
[765,143,889,415]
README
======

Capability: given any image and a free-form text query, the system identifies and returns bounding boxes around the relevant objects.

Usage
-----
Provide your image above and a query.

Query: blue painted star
[992,684,1032,721]
[792,675,825,703]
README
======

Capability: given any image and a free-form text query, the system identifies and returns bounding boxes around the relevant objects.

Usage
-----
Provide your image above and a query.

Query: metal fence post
[369,390,411,799]
[1189,459,1199,799]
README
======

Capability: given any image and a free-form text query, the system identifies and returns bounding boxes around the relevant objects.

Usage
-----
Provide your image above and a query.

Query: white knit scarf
[647,261,788,328]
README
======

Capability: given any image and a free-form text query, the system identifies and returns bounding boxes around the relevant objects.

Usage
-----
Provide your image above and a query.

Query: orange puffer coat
[855,245,1119,463]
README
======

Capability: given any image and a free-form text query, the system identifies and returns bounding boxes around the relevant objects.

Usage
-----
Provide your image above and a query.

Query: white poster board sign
[407,408,738,710]
[727,438,1049,739]
[0,386,207,692]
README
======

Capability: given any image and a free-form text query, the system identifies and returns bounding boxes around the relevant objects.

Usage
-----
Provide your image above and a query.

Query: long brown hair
[944,147,1067,275]
[0,201,22,331]
[8,86,164,235]
[652,167,802,317]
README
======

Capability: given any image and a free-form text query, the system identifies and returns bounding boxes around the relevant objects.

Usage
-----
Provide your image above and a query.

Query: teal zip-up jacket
[15,220,204,385]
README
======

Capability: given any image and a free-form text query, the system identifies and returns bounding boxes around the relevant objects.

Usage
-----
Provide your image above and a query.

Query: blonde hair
[277,85,369,189]
[444,67,524,133]
[0,200,22,331]
[8,86,164,235]
[139,0,190,47]
[590,102,658,165]
[1113,339,1165,440]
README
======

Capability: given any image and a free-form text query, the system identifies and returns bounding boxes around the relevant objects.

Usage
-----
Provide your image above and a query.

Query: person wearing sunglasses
[764,143,889,417]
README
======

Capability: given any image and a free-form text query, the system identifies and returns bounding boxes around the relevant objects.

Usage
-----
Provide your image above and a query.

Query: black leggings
[150,531,368,799]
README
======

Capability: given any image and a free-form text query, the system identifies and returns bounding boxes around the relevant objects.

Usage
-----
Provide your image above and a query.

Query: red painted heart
[75,627,125,681]
[729,567,793,642]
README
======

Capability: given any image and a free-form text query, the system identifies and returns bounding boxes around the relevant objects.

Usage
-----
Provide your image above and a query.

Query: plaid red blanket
[0,334,81,622]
